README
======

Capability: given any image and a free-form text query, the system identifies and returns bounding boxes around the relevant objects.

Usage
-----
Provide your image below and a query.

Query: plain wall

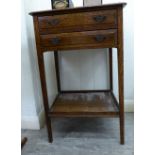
[21,1,41,129]
[21,0,134,129]
[21,0,58,129]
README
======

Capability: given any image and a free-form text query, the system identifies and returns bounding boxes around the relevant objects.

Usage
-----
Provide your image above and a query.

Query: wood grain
[54,51,61,92]
[38,10,117,34]
[33,16,53,143]
[30,3,126,144]
[117,6,125,145]
[40,29,117,51]
[29,3,126,16]
[49,92,119,117]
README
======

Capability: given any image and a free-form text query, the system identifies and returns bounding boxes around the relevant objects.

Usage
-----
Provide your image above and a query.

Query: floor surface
[22,113,134,155]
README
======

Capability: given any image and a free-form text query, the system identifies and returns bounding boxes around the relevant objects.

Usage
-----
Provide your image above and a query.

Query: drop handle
[47,19,60,26]
[93,15,106,23]
[51,38,60,45]
[94,35,106,42]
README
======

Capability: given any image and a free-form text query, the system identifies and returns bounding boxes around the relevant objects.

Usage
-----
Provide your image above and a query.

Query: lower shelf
[49,92,119,117]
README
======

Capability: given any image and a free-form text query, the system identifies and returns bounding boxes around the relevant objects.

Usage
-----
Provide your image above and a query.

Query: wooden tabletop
[29,3,127,16]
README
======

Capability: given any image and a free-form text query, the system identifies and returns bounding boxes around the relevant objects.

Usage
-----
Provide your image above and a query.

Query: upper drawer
[38,9,117,34]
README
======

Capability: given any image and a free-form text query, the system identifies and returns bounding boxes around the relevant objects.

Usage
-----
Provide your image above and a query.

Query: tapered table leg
[33,16,54,143]
[37,52,53,143]
[117,6,125,145]
[117,46,125,145]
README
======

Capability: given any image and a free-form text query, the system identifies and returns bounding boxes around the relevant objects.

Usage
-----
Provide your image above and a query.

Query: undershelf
[49,91,119,117]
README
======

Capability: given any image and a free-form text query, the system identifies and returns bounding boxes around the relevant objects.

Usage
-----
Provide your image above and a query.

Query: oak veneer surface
[50,92,119,117]
[29,3,126,144]
[40,29,117,50]
[38,9,117,34]
[30,3,126,52]
[29,3,126,16]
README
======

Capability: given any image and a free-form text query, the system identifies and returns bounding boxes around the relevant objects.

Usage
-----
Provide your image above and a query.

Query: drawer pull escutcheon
[47,19,60,26]
[51,38,60,45]
[95,35,106,42]
[93,15,106,23]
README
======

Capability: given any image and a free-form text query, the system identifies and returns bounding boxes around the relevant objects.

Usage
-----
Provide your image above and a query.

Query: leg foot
[46,118,53,143]
[120,115,125,145]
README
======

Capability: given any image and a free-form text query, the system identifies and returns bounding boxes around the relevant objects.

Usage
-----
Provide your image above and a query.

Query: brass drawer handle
[47,19,60,26]
[93,15,106,23]
[51,38,60,45]
[94,35,106,42]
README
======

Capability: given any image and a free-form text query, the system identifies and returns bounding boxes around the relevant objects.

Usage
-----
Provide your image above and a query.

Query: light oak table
[29,2,126,144]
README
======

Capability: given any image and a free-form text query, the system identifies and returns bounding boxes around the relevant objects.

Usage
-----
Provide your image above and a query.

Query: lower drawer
[40,29,117,50]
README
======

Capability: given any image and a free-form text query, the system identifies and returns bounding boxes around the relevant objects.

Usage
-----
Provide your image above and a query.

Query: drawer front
[40,29,117,50]
[38,10,117,34]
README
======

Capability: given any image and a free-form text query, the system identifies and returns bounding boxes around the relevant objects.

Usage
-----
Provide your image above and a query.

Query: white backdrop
[21,0,134,129]
[59,49,110,90]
